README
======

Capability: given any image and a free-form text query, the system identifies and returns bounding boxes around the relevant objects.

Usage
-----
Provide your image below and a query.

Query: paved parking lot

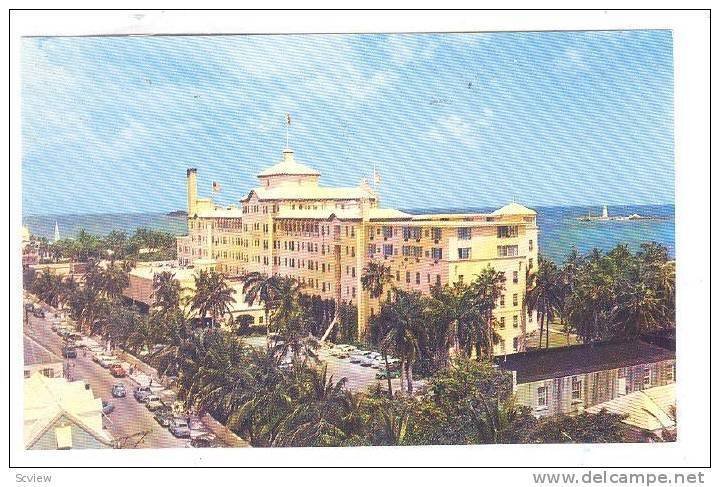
[243,335,416,393]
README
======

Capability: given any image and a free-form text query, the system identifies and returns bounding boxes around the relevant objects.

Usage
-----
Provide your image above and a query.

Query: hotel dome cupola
[256,148,321,190]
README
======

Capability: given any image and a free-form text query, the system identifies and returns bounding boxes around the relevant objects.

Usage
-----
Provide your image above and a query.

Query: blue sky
[21,31,674,216]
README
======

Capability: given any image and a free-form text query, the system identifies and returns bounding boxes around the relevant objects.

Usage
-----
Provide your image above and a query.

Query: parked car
[188,433,222,448]
[88,345,105,355]
[109,364,126,378]
[67,333,83,342]
[133,386,152,402]
[336,352,350,359]
[24,303,34,312]
[145,395,165,411]
[101,400,115,415]
[61,346,77,359]
[33,309,45,318]
[360,357,375,367]
[349,354,363,364]
[169,418,191,438]
[111,383,126,398]
[97,355,118,368]
[153,407,174,427]
[376,369,401,380]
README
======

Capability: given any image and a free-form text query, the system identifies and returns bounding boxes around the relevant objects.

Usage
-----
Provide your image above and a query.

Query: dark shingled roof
[496,340,675,384]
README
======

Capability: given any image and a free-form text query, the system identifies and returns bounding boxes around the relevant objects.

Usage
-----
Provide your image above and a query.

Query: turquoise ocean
[23,204,674,264]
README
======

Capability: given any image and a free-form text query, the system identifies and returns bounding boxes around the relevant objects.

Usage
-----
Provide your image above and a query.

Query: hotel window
[427,274,431,283]
[457,227,472,240]
[643,367,652,387]
[402,227,412,240]
[436,275,441,286]
[458,248,471,260]
[499,317,505,329]
[513,315,518,328]
[529,258,534,269]
[431,248,443,260]
[432,227,442,241]
[537,386,548,407]
[497,225,518,238]
[351,247,355,257]
[571,377,582,401]
[406,271,411,283]
[352,267,356,278]
[415,272,421,285]
[665,363,675,382]
[513,271,519,284]
[396,271,400,281]
[499,294,505,307]
[352,287,356,298]
[497,245,519,257]
[383,244,393,257]
[529,240,534,251]
[383,226,393,239]
[513,294,518,306]
[513,337,519,351]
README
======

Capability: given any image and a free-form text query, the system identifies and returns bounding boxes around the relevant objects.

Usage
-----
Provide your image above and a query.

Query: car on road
[61,346,77,359]
[101,400,115,416]
[376,369,401,380]
[134,386,152,402]
[97,355,119,368]
[111,383,127,398]
[188,433,222,448]
[169,418,191,438]
[349,354,364,364]
[109,364,126,378]
[153,407,174,427]
[24,303,34,312]
[145,395,165,411]
[360,357,375,367]
[33,309,45,318]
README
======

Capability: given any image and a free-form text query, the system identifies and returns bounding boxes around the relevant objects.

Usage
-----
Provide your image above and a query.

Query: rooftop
[491,202,537,216]
[24,336,62,366]
[24,372,112,448]
[496,339,675,383]
[587,383,676,432]
[242,185,376,202]
[256,149,322,178]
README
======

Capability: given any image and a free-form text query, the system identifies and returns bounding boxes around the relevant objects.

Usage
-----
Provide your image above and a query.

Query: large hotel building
[176,147,539,354]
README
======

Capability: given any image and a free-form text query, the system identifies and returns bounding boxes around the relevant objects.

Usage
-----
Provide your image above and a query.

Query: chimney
[187,168,197,216]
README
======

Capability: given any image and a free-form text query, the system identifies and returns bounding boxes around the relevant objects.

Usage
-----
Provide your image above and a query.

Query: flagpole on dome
[285,113,291,149]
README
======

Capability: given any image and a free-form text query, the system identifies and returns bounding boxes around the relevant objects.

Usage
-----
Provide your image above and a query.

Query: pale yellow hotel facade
[177,147,539,353]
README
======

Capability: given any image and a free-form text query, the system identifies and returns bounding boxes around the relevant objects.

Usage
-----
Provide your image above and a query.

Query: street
[23,303,189,449]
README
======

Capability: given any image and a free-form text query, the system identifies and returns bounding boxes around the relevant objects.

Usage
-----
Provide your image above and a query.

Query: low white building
[24,373,114,450]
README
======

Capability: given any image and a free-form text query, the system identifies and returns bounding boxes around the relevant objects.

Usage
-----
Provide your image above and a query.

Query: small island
[166,210,188,217]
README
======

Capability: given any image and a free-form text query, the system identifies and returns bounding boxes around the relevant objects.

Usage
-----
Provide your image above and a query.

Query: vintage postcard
[10,8,711,479]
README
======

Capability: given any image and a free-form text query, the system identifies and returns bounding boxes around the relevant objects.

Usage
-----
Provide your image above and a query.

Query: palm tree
[152,271,182,314]
[361,261,397,393]
[467,267,506,360]
[190,270,236,327]
[361,261,394,300]
[525,257,561,349]
[427,281,475,363]
[274,365,353,447]
[239,272,282,333]
[377,289,423,394]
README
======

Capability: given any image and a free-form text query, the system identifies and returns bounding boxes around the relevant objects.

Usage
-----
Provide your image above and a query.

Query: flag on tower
[212,181,222,193]
[286,113,291,126]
